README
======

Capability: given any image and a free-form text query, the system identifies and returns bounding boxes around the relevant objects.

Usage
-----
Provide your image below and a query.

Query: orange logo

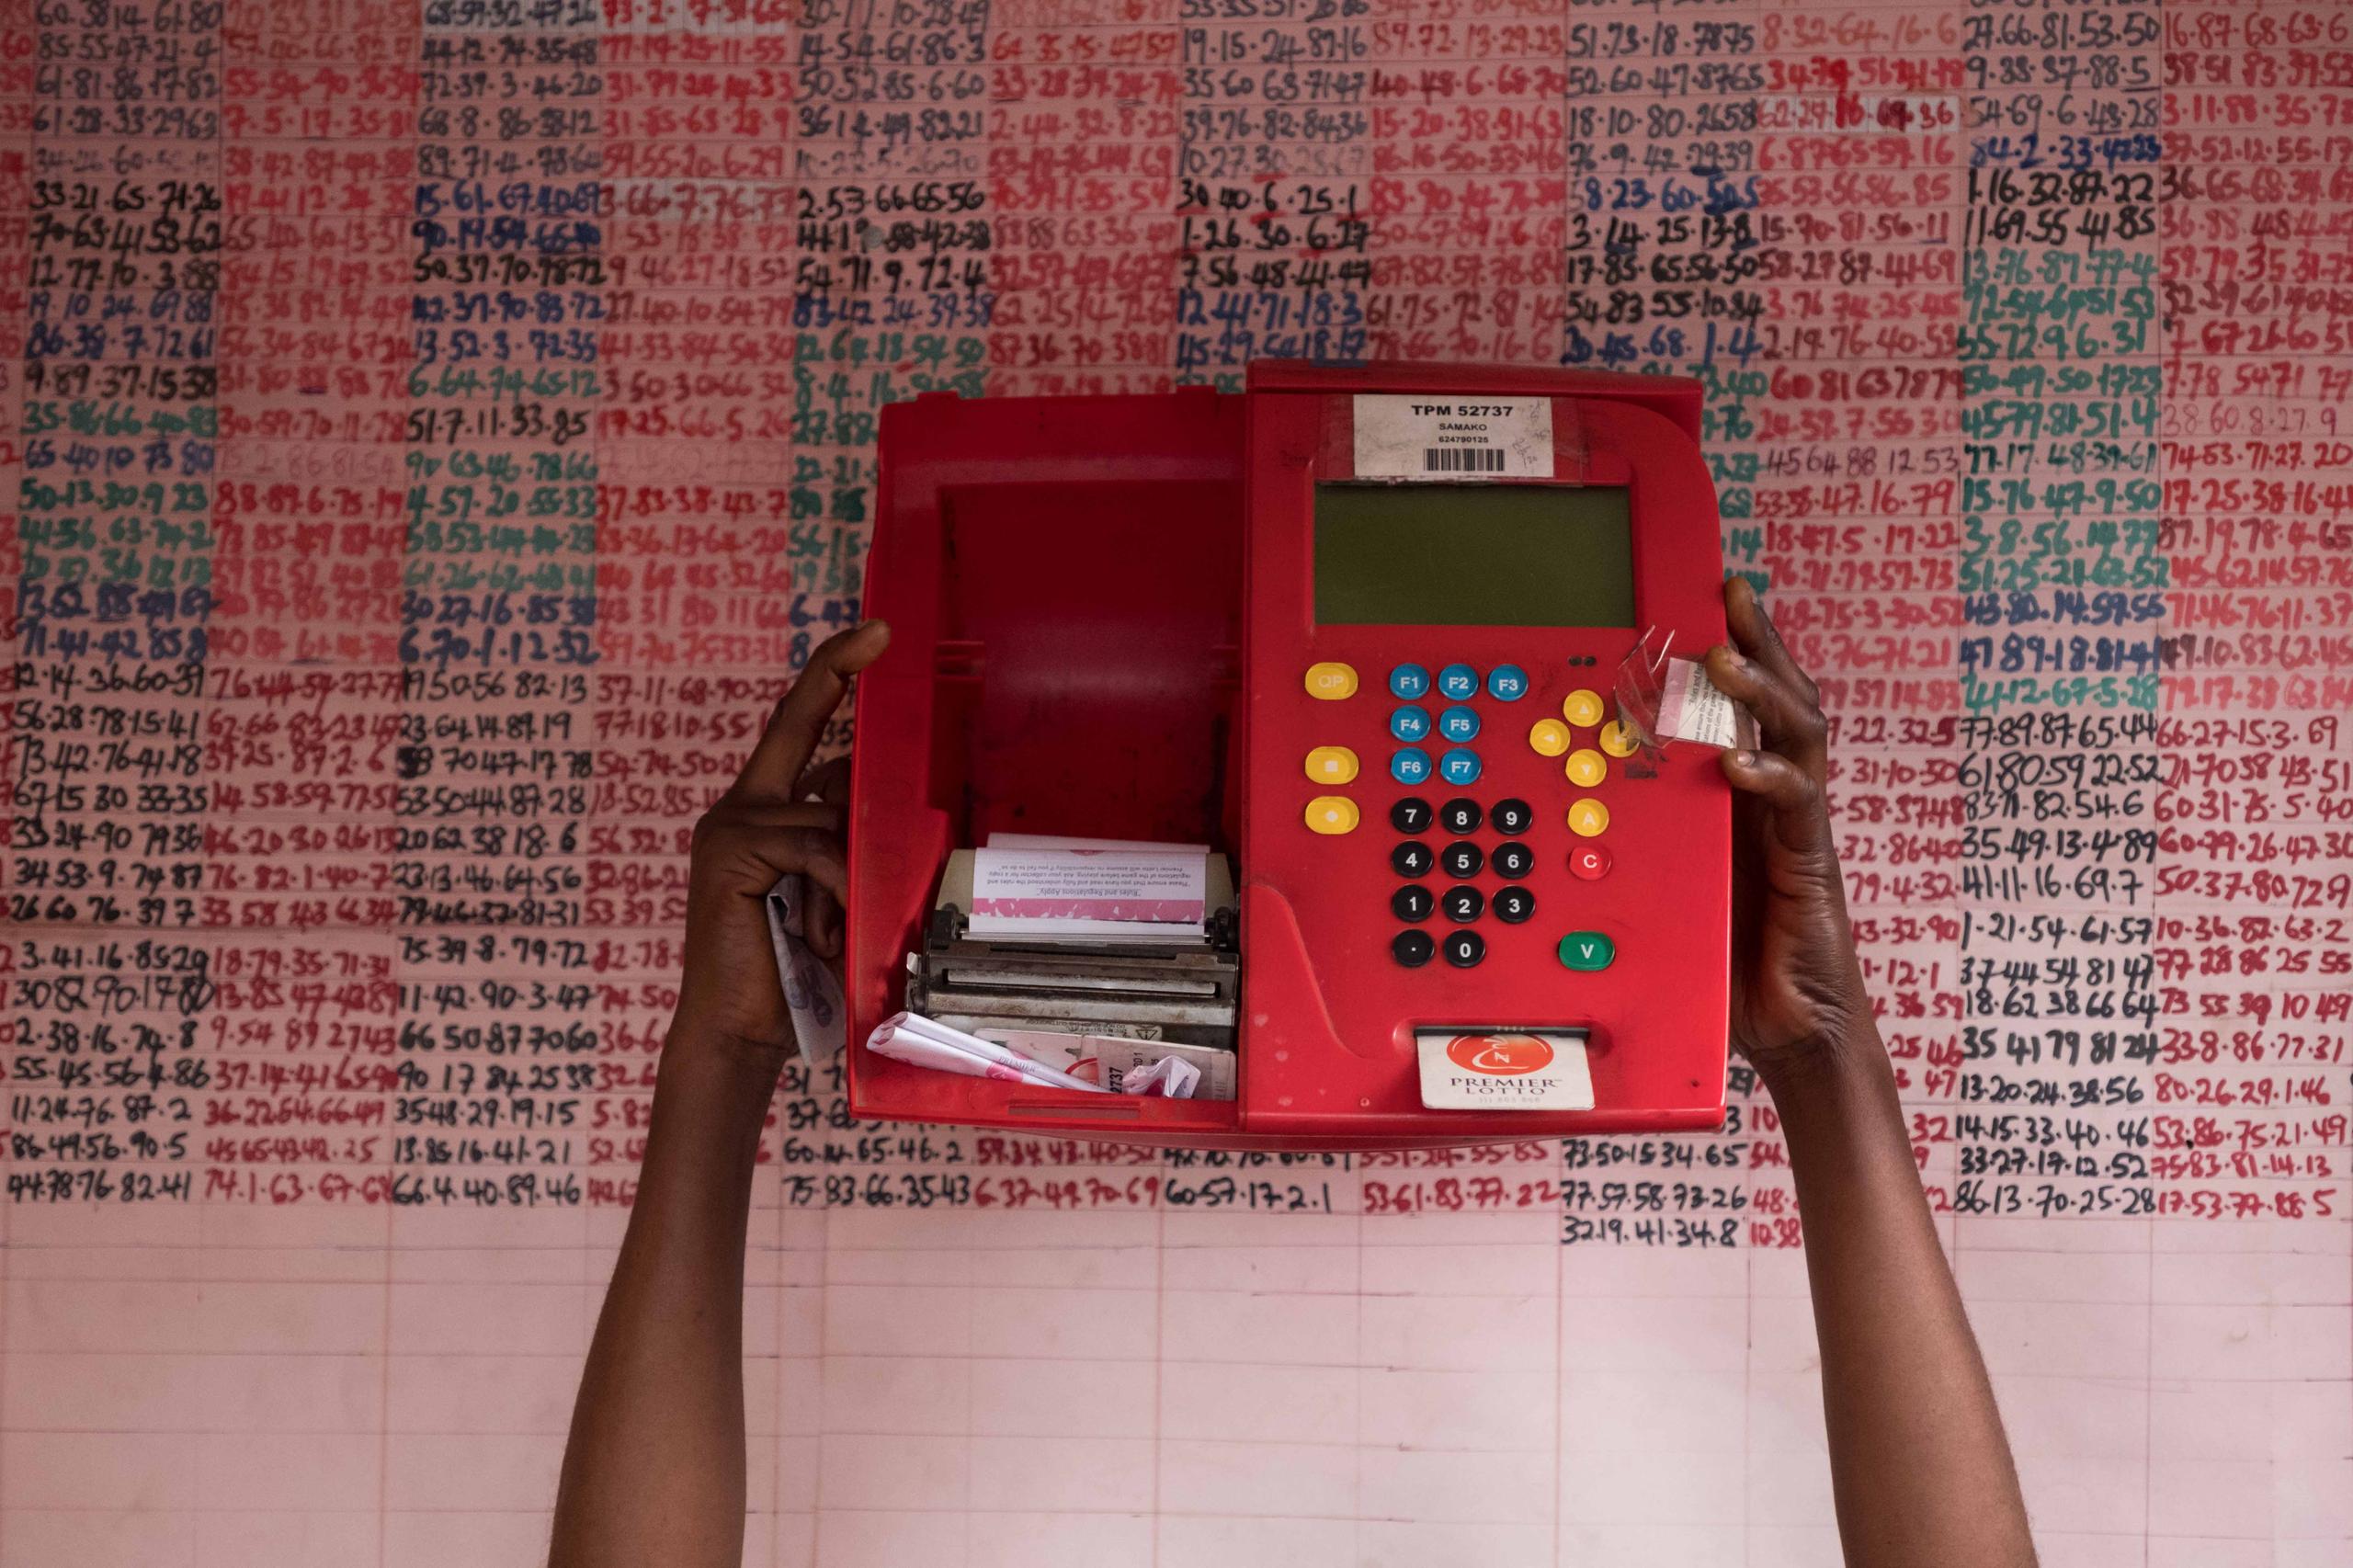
[1445,1034,1554,1075]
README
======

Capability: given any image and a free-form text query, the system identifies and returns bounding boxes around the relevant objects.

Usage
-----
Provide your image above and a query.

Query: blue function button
[1391,747,1434,786]
[1390,705,1432,744]
[1436,663,1480,701]
[1438,746,1483,786]
[1437,704,1481,743]
[1486,664,1529,702]
[1389,663,1432,700]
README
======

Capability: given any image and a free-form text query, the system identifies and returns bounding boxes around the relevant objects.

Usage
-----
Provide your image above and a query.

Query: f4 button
[1556,931,1615,971]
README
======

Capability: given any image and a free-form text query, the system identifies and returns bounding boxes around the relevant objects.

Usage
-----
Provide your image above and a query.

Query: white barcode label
[1354,394,1554,482]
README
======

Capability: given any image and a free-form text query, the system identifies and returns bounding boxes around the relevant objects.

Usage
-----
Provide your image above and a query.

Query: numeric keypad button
[1438,797,1483,835]
[1390,797,1433,833]
[1392,885,1434,923]
[1493,841,1534,880]
[1392,840,1434,878]
[1441,886,1483,923]
[1442,930,1485,969]
[1490,798,1532,835]
[1439,841,1483,879]
[1494,886,1536,924]
[1392,930,1436,968]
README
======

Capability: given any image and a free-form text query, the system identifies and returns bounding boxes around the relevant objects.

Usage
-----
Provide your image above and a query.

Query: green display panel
[1313,484,1636,627]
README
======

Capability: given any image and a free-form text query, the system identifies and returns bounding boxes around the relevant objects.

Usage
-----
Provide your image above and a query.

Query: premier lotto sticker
[1415,1028,1596,1110]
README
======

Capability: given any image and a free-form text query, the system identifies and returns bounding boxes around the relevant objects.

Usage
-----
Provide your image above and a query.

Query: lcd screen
[1313,484,1635,627]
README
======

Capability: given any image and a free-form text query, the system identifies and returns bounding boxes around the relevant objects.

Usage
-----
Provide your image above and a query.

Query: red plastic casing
[847,363,1730,1150]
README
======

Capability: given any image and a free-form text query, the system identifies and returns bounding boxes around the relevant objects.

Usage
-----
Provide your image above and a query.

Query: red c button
[1569,844,1612,881]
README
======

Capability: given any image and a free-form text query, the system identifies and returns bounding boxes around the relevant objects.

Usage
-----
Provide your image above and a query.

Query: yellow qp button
[1527,718,1571,757]
[1562,687,1605,728]
[1566,797,1609,838]
[1304,796,1360,835]
[1303,662,1358,700]
[1564,748,1607,788]
[1597,718,1640,758]
[1304,745,1359,785]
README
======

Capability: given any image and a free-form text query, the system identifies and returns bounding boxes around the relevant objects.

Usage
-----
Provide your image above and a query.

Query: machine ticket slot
[845,362,1732,1152]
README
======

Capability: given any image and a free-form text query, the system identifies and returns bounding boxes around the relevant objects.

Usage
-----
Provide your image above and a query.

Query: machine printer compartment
[845,389,1252,1141]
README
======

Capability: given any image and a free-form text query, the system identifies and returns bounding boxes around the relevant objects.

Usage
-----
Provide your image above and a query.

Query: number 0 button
[1443,930,1485,969]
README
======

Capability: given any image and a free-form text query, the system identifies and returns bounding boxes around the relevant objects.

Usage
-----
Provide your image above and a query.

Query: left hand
[671,620,891,1066]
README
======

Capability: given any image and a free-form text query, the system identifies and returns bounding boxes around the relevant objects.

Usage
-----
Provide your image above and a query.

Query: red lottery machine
[841,362,1734,1150]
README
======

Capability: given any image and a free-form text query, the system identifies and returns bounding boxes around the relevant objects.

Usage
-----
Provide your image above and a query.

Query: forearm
[549,1034,779,1568]
[1768,1030,2036,1568]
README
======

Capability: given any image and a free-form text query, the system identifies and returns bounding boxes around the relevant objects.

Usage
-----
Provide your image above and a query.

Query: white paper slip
[1415,1028,1595,1110]
[969,846,1208,939]
[1354,393,1555,480]
[1654,656,1758,751]
[988,834,1211,853]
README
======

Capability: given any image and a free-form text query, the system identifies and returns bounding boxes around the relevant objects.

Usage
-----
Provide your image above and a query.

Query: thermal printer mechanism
[906,849,1241,1050]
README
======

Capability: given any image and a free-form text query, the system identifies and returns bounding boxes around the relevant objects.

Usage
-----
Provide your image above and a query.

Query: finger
[1704,642,1826,772]
[804,882,843,959]
[1722,577,1819,705]
[1721,748,1830,856]
[697,817,850,903]
[795,755,852,808]
[734,620,891,801]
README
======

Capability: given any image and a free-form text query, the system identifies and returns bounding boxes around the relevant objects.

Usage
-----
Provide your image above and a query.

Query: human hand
[1700,579,1873,1089]
[671,620,891,1069]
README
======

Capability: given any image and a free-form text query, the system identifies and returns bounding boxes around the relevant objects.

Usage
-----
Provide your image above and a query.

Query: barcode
[1423,447,1506,472]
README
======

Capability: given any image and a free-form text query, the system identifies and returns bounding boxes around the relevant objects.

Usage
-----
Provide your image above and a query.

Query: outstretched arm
[548,621,890,1568]
[1706,578,2036,1568]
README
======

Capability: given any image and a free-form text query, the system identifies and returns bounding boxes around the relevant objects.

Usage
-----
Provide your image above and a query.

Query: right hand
[671,620,891,1069]
[1700,578,1874,1087]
